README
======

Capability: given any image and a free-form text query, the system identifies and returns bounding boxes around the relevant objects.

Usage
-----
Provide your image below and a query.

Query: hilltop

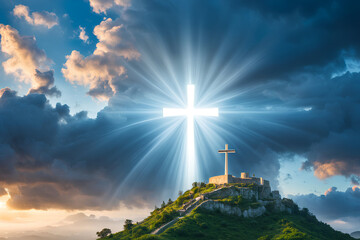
[98,183,354,240]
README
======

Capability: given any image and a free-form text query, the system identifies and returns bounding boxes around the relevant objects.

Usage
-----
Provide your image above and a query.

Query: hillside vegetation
[99,183,354,240]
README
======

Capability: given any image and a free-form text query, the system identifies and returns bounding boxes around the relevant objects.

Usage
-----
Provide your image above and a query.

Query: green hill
[98,183,354,240]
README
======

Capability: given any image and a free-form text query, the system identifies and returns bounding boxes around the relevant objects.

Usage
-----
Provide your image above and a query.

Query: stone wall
[209,174,232,184]
[209,174,270,188]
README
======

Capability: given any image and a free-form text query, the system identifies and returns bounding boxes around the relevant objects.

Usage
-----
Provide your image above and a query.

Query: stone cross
[218,144,235,175]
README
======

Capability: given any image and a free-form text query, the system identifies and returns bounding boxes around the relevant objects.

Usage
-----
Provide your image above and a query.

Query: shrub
[200,222,208,229]
[258,235,271,240]
[132,225,149,238]
[96,228,111,238]
[265,201,275,212]
[137,234,162,240]
[124,219,134,231]
[193,231,205,237]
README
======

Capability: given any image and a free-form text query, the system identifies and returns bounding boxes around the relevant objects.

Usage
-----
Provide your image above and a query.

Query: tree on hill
[96,228,111,238]
[168,198,173,204]
[124,219,134,231]
[161,201,166,208]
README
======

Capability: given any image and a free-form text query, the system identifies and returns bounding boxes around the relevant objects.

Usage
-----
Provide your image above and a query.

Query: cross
[163,84,218,184]
[218,144,235,175]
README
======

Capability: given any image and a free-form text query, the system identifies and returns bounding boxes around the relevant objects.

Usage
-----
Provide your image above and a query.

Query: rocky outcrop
[199,198,291,218]
[198,200,266,217]
[202,186,258,200]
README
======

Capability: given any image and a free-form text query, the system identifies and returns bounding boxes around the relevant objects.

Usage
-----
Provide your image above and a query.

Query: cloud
[29,70,61,97]
[78,26,89,43]
[62,50,125,100]
[13,4,58,29]
[0,88,174,210]
[292,186,360,220]
[89,0,131,14]
[62,18,139,100]
[93,18,140,59]
[284,173,292,181]
[0,24,60,97]
[0,24,48,81]
[1,212,126,240]
[0,187,6,196]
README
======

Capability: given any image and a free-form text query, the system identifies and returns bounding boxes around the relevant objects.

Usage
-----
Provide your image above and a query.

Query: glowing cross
[163,84,218,184]
[218,144,235,176]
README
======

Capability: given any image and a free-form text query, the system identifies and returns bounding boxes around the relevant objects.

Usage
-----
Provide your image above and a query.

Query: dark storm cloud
[232,0,360,81]
[29,70,61,97]
[0,88,187,209]
[127,0,360,83]
[292,186,360,220]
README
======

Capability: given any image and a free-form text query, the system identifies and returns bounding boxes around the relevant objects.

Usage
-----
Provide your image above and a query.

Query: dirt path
[151,198,202,235]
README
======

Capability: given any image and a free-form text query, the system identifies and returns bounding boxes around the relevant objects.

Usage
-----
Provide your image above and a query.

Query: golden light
[0,188,10,209]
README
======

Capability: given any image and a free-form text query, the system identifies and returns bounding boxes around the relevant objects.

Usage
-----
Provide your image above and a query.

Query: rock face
[271,190,281,200]
[199,200,266,218]
[202,186,258,200]
[198,198,291,218]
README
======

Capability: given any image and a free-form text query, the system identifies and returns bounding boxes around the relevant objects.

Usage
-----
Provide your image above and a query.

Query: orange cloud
[0,24,47,82]
[313,161,348,179]
[324,186,337,196]
[0,25,60,96]
[62,18,139,100]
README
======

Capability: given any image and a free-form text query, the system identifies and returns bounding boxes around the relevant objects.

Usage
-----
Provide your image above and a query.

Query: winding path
[151,197,202,235]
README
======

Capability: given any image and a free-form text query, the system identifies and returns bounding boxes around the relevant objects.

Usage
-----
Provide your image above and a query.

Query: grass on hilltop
[100,183,355,240]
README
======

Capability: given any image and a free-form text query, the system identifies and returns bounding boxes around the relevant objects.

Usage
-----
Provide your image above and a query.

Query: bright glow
[0,188,10,209]
[163,84,219,186]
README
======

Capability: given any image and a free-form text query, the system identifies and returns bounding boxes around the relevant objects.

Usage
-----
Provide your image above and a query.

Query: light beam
[163,84,218,187]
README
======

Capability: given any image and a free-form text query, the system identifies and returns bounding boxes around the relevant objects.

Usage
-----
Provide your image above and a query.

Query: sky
[0,0,360,238]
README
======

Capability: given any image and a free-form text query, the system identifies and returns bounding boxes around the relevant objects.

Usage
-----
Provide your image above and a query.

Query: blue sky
[0,0,360,237]
[0,0,107,117]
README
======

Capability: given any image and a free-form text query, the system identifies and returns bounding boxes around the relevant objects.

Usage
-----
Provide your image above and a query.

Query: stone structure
[209,173,269,187]
[209,144,277,199]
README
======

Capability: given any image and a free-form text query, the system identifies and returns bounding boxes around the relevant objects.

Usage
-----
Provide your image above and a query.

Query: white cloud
[0,24,60,96]
[62,18,139,100]
[13,4,58,29]
[93,18,140,59]
[62,50,125,100]
[89,0,131,14]
[79,26,89,43]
